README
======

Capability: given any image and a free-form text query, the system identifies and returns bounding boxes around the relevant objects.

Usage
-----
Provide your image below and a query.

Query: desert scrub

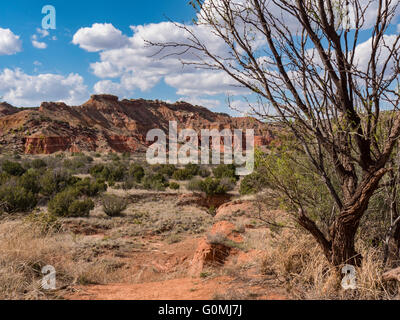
[89,162,126,184]
[0,183,37,213]
[18,169,41,194]
[239,170,270,195]
[30,158,47,169]
[128,164,145,182]
[212,164,238,181]
[153,164,177,177]
[68,199,95,217]
[172,163,200,181]
[169,182,180,190]
[48,188,94,217]
[1,160,25,176]
[102,195,127,217]
[142,173,169,191]
[75,178,107,197]
[40,169,79,196]
[188,177,231,195]
[201,178,230,196]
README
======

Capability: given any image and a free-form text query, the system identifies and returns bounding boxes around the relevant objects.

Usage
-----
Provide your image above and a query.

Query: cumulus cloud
[0,68,88,107]
[72,23,129,52]
[178,97,221,109]
[32,37,47,49]
[72,21,246,106]
[93,79,129,97]
[31,27,55,49]
[0,28,22,55]
[74,1,400,112]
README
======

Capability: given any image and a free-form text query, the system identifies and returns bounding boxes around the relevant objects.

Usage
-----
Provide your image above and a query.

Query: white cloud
[72,23,129,52]
[165,72,248,96]
[77,1,400,113]
[77,22,245,105]
[0,68,88,107]
[36,28,49,38]
[93,80,129,97]
[0,28,22,55]
[32,39,47,49]
[177,97,221,109]
[31,33,48,49]
[354,34,400,77]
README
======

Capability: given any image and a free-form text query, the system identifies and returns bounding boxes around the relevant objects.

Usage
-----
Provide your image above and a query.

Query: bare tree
[151,0,400,267]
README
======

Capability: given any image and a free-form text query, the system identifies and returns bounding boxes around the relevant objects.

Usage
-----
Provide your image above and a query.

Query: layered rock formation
[0,95,277,154]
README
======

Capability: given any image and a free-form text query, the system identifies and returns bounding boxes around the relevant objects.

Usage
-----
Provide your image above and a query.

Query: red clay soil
[67,277,286,300]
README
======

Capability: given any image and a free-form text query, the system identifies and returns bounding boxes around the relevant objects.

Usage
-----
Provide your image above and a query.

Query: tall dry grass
[261,227,398,300]
[0,218,121,300]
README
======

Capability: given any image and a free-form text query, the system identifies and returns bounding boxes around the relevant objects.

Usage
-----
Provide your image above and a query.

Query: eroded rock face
[189,221,243,276]
[0,96,278,154]
[0,102,19,117]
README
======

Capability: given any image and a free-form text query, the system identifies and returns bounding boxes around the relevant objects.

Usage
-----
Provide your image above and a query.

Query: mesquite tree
[152,0,400,267]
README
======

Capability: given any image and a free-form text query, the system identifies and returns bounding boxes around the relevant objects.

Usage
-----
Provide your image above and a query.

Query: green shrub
[188,177,230,195]
[68,199,94,217]
[40,169,78,196]
[89,164,106,177]
[2,160,25,176]
[102,195,127,217]
[129,164,145,182]
[89,163,126,183]
[200,177,229,196]
[155,164,177,177]
[75,178,107,197]
[108,153,120,161]
[212,164,238,180]
[169,182,180,190]
[185,163,199,176]
[172,169,192,181]
[0,172,10,185]
[143,173,169,191]
[0,184,37,213]
[63,158,85,170]
[31,159,47,169]
[239,171,270,195]
[48,188,79,217]
[19,169,41,194]
[122,177,137,190]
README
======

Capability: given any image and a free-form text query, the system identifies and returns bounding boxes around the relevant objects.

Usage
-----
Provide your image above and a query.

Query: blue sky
[0,1,198,103]
[0,0,237,111]
[0,1,399,115]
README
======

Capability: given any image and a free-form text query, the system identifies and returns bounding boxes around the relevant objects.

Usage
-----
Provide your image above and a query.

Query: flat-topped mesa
[89,94,119,102]
[39,101,70,112]
[0,94,278,154]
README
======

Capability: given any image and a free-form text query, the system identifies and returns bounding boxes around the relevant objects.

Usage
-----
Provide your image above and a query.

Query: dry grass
[0,219,129,299]
[260,226,398,300]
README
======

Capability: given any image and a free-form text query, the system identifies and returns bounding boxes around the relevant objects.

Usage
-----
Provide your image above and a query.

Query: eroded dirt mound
[215,200,257,220]
[190,221,243,276]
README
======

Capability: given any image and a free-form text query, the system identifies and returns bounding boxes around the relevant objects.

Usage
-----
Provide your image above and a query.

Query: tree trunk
[331,217,362,267]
